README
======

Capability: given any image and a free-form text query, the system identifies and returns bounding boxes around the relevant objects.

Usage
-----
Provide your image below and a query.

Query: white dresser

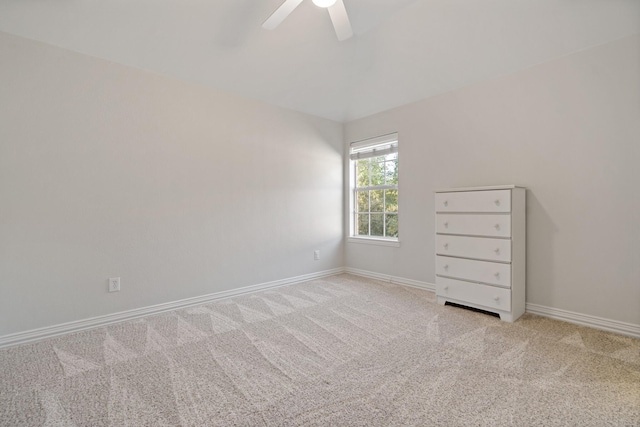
[434,185,526,322]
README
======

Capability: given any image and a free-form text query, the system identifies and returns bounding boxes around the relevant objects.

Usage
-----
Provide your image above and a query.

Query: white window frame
[347,132,400,247]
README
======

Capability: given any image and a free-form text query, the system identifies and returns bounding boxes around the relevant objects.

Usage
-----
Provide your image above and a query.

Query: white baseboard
[0,267,346,349]
[345,267,640,339]
[344,267,435,292]
[526,303,640,339]
[4,267,637,348]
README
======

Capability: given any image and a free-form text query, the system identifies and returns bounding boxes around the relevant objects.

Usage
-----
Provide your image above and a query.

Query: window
[349,133,398,243]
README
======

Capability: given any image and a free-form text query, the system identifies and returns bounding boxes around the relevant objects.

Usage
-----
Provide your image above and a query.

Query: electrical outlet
[108,277,120,293]
[314,250,320,260]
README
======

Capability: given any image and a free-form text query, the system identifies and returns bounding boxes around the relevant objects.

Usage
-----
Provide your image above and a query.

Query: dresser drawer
[435,190,511,213]
[436,234,511,262]
[436,255,511,287]
[436,277,512,312]
[436,214,511,238]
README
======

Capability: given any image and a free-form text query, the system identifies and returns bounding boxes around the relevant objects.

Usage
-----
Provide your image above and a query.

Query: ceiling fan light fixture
[263,0,352,41]
[312,0,337,8]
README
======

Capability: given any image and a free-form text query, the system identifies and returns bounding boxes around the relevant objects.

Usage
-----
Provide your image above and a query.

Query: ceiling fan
[262,0,353,41]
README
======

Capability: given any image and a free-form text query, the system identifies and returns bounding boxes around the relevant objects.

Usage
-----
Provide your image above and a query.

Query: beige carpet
[1,274,639,426]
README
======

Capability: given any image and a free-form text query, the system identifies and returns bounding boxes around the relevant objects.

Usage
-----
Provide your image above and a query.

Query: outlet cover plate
[109,277,120,292]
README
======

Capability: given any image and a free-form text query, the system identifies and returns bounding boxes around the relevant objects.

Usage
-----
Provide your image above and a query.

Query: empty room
[1,0,639,425]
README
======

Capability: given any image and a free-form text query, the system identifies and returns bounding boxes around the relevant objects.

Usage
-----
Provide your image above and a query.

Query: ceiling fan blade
[262,0,305,30]
[327,0,353,41]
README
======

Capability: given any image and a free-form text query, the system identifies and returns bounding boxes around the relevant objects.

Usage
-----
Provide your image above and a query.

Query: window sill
[347,237,400,247]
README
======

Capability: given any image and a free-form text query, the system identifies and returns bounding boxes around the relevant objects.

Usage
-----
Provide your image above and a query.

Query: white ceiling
[0,0,638,122]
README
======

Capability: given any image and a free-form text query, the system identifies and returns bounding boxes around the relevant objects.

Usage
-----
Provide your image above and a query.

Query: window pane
[356,159,369,187]
[350,141,398,241]
[370,161,384,186]
[385,214,398,238]
[385,159,398,185]
[357,214,369,235]
[356,191,369,213]
[370,190,384,212]
[371,214,384,236]
[385,189,398,212]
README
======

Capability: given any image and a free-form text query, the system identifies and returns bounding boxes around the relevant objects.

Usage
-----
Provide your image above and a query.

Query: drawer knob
[444,265,449,270]
[494,296,500,302]
[494,248,500,254]
[494,224,500,230]
[444,222,449,228]
[495,199,500,206]
[443,286,449,291]
[494,272,500,278]
[443,243,449,249]
[444,200,448,207]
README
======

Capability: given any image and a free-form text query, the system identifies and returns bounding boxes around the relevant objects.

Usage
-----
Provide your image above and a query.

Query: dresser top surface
[434,185,525,193]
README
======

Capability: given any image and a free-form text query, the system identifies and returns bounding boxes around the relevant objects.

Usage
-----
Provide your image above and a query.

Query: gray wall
[344,35,640,326]
[0,33,344,336]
